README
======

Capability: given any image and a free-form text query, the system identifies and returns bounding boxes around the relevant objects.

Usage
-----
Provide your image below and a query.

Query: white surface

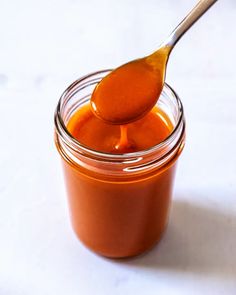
[1,0,236,294]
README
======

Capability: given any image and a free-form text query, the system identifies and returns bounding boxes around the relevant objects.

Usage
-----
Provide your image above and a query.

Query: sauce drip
[115,125,135,153]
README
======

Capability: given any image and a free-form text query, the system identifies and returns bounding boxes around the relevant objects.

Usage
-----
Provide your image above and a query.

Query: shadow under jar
[54,70,185,258]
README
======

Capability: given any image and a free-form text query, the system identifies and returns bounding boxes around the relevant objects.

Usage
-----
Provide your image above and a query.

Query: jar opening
[54,70,185,176]
[55,70,184,160]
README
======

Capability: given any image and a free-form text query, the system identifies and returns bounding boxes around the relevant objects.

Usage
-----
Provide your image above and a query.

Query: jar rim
[54,69,184,161]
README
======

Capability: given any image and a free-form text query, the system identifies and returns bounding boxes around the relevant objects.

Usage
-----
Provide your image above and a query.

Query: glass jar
[54,70,185,258]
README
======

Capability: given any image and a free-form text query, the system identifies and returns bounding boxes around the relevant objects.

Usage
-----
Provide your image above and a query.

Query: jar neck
[54,71,185,177]
[55,121,185,178]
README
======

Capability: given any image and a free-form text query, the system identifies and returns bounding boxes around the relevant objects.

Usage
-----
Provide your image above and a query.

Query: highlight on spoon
[90,57,165,125]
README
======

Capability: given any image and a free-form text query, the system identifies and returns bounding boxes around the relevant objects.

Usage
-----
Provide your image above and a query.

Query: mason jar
[54,70,185,258]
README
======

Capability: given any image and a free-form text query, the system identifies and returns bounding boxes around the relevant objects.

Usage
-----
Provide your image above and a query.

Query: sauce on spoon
[91,47,170,126]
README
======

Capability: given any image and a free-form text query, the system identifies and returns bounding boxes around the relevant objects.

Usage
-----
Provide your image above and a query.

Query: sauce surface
[67,103,173,154]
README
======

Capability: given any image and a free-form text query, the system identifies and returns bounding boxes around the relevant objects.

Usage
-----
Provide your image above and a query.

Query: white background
[1,0,236,294]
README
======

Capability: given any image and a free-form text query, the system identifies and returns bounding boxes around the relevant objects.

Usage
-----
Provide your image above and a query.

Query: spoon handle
[163,0,218,49]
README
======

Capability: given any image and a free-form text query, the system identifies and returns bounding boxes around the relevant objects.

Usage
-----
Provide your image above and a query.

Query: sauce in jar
[54,71,185,258]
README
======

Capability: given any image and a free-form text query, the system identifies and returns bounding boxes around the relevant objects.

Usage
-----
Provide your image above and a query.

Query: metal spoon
[91,0,218,125]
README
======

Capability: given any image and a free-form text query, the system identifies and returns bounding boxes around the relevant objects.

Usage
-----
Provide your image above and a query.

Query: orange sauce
[62,157,177,257]
[60,103,178,257]
[90,47,170,126]
[57,47,181,258]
